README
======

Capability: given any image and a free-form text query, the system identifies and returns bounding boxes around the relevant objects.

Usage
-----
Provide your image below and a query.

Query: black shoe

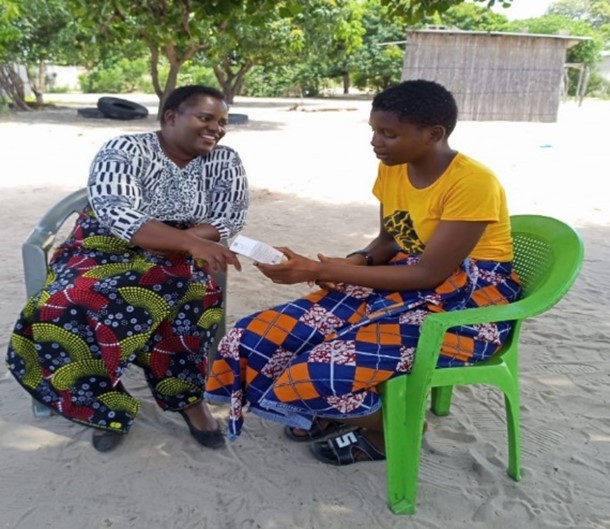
[284,418,347,443]
[179,410,226,449]
[91,430,124,452]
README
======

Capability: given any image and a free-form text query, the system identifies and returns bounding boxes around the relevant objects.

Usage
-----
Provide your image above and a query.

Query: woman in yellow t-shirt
[205,80,521,466]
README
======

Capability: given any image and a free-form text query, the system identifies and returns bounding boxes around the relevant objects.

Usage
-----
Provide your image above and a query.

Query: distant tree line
[1,0,608,113]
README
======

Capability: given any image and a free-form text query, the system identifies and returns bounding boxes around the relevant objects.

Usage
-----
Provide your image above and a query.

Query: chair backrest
[510,214,584,316]
[21,188,228,344]
[22,188,88,297]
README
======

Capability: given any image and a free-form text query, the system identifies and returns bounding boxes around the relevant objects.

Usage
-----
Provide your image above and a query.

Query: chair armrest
[22,232,56,297]
[21,188,88,298]
[423,300,532,332]
[409,300,532,376]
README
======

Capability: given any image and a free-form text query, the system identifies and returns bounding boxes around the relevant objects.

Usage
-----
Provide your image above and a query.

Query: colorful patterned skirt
[205,253,521,439]
[6,208,223,433]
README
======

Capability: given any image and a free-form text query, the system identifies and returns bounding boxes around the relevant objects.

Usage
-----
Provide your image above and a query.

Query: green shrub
[78,57,219,94]
[47,85,71,93]
[587,72,610,99]
[242,65,301,97]
[79,58,150,93]
[178,63,218,87]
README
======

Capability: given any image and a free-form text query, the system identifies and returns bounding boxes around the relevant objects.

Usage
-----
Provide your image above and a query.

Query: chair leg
[207,310,226,366]
[430,385,453,416]
[32,397,54,418]
[207,270,227,366]
[503,388,522,481]
[381,376,428,515]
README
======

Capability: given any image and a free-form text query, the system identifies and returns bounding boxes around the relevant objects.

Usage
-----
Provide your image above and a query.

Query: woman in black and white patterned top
[6,85,249,453]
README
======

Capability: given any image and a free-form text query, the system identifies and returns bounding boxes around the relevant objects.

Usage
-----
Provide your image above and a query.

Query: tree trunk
[149,44,163,101]
[159,60,181,117]
[343,72,350,94]
[0,63,31,111]
[26,62,46,106]
[213,59,253,104]
[150,42,203,118]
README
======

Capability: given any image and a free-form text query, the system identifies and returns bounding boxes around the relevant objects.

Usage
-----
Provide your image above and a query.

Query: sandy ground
[0,93,609,529]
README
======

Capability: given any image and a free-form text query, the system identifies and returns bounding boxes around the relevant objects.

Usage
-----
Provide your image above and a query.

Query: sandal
[179,410,226,449]
[91,430,124,452]
[284,418,346,443]
[310,429,385,465]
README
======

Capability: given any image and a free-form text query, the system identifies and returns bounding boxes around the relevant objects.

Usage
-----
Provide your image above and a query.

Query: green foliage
[546,0,610,29]
[0,0,21,58]
[241,65,299,97]
[506,15,603,67]
[65,0,302,106]
[78,57,219,94]
[46,84,71,93]
[286,0,366,94]
[200,0,366,100]
[379,0,513,24]
[176,63,218,88]
[1,0,88,65]
[436,2,510,30]
[349,0,406,92]
[585,71,610,98]
[79,57,150,93]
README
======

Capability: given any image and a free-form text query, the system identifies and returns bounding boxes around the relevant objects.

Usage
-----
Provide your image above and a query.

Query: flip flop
[284,418,347,443]
[91,429,124,452]
[310,429,385,465]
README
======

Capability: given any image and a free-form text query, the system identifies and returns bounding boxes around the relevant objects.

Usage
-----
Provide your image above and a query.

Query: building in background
[401,29,589,122]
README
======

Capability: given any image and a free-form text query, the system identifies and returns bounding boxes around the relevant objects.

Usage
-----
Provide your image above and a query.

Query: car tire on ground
[97,97,149,120]
[77,107,106,119]
[228,113,249,125]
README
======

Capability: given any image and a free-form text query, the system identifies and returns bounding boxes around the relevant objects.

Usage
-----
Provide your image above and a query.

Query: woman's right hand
[130,220,242,273]
[190,239,242,273]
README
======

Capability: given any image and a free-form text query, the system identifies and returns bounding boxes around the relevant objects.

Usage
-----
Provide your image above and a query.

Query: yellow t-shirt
[372,153,513,261]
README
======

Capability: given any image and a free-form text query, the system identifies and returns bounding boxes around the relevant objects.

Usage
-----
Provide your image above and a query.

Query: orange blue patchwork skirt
[205,253,521,439]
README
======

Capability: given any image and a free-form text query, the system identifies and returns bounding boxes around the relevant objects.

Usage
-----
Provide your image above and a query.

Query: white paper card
[229,235,285,265]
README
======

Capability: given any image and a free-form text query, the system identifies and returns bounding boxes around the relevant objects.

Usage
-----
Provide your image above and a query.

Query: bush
[242,65,301,97]
[242,64,337,98]
[79,58,151,93]
[178,63,218,87]
[587,72,610,99]
[78,58,219,94]
[47,85,71,94]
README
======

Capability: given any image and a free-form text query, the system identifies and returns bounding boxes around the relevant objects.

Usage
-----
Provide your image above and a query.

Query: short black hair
[372,79,458,137]
[160,85,226,124]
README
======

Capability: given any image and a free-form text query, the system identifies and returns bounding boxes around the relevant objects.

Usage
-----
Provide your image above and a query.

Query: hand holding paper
[229,235,286,265]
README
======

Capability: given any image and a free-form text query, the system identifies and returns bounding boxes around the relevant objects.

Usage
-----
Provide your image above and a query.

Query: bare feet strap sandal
[309,429,386,465]
[284,418,346,442]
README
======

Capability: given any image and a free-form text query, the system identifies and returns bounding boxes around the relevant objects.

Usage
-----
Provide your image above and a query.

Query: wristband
[346,250,374,266]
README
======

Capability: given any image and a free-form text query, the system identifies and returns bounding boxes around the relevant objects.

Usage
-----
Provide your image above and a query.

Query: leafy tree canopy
[506,14,603,66]
[379,0,513,23]
[546,0,610,29]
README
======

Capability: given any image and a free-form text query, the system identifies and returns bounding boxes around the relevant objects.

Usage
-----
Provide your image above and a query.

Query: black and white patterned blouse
[87,132,249,242]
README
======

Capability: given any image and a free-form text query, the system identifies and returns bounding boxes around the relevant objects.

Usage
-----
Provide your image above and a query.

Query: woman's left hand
[255,247,319,284]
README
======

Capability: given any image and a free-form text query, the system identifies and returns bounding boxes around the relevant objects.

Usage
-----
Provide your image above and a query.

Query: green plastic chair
[22,187,227,418]
[379,214,585,515]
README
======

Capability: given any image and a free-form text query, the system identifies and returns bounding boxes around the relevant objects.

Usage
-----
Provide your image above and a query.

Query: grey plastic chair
[22,187,227,417]
[22,188,89,417]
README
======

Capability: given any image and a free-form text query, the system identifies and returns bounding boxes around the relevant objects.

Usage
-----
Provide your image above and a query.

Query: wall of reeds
[401,30,583,122]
